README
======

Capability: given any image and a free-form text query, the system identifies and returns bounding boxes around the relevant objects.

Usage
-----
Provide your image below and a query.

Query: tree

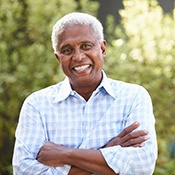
[1,0,175,174]
[0,0,99,174]
[104,0,175,174]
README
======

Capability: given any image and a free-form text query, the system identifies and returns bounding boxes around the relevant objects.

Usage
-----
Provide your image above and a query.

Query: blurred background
[0,0,175,174]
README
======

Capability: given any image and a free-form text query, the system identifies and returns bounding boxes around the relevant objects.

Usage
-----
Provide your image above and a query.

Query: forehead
[57,24,97,47]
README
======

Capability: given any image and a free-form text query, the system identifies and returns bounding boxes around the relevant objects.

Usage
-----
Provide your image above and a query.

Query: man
[13,12,157,174]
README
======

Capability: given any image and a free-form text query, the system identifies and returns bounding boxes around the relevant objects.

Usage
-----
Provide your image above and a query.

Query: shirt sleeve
[12,93,71,175]
[100,86,157,175]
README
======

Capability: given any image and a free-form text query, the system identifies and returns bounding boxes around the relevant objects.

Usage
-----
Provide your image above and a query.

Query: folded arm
[12,95,71,175]
[37,122,147,175]
[37,87,157,175]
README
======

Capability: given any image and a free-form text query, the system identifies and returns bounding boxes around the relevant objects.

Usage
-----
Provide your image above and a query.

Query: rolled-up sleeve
[100,86,157,175]
[100,144,157,174]
[12,94,71,175]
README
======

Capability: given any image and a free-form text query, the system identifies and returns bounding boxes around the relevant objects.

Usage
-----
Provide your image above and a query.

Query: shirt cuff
[100,146,130,174]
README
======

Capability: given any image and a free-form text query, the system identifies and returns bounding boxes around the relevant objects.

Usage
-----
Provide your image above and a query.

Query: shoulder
[108,77,141,90]
[24,81,63,103]
[107,78,150,98]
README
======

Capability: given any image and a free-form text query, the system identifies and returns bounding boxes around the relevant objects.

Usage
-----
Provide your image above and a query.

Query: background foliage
[104,0,175,174]
[0,0,174,174]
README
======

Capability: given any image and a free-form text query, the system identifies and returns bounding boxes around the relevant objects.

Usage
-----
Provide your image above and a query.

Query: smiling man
[55,23,106,101]
[13,12,157,175]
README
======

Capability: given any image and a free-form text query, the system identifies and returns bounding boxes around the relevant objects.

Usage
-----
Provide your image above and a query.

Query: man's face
[55,24,106,89]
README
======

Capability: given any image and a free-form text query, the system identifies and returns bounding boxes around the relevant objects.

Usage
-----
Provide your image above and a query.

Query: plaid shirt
[13,71,157,175]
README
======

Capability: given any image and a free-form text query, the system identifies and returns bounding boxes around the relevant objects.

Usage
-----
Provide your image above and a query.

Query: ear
[101,40,106,56]
[55,53,60,62]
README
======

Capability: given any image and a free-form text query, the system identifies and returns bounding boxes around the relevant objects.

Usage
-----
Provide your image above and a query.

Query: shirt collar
[98,71,116,99]
[53,71,116,103]
[53,77,73,103]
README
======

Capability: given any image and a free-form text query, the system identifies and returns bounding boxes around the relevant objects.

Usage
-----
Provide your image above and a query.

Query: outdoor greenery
[0,0,174,174]
[104,0,175,174]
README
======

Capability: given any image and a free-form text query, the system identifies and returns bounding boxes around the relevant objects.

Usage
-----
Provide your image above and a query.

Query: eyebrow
[60,41,94,49]
[81,41,94,45]
[59,44,71,51]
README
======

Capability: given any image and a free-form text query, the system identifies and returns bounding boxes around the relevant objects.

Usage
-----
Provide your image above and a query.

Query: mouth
[73,64,91,73]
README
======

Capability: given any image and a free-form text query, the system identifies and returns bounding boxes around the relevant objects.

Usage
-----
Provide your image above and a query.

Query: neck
[71,78,102,101]
[75,86,96,101]
[69,71,103,101]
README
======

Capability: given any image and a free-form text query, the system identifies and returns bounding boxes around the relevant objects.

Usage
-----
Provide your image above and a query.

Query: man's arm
[37,142,115,175]
[68,166,92,175]
[13,94,71,175]
[37,122,147,175]
[99,86,157,175]
[37,87,157,175]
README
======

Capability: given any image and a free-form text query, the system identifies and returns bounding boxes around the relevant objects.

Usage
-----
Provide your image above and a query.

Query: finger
[118,121,140,138]
[124,129,148,140]
[121,129,148,143]
[121,136,149,147]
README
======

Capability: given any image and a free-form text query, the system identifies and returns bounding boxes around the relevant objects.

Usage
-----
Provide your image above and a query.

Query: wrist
[63,147,74,165]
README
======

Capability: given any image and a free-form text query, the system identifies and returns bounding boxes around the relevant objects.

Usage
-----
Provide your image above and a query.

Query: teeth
[74,65,90,71]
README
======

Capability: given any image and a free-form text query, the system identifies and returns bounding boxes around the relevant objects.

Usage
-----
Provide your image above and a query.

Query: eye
[61,47,73,55]
[81,43,93,50]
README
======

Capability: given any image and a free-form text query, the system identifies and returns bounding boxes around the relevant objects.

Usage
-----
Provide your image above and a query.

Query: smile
[73,64,91,72]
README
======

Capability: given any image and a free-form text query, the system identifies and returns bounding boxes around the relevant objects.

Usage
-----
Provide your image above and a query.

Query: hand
[104,122,148,148]
[37,143,92,174]
[36,142,67,166]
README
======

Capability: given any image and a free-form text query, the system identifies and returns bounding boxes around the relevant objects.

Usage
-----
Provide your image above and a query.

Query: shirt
[13,71,157,175]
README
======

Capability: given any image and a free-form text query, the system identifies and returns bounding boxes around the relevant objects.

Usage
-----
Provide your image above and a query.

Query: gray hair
[51,12,104,53]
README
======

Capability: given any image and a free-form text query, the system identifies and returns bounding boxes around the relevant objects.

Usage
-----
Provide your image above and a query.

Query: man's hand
[37,142,67,166]
[104,121,148,148]
[37,143,92,174]
[36,121,148,169]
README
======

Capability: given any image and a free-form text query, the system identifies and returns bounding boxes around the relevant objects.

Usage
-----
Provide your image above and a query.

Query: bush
[104,0,175,174]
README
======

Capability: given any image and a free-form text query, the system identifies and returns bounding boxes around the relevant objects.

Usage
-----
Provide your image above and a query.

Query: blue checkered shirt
[13,71,157,174]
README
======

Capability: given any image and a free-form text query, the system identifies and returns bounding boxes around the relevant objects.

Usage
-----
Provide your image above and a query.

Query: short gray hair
[51,12,104,53]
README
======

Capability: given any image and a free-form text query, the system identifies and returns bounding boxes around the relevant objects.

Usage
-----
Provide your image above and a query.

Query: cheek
[60,61,67,70]
[59,59,71,72]
[96,53,104,66]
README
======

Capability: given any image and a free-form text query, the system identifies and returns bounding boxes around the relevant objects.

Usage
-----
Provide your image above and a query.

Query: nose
[72,49,85,61]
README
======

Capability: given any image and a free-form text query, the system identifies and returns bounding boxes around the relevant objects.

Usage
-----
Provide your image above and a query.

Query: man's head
[51,12,106,96]
[51,12,104,54]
